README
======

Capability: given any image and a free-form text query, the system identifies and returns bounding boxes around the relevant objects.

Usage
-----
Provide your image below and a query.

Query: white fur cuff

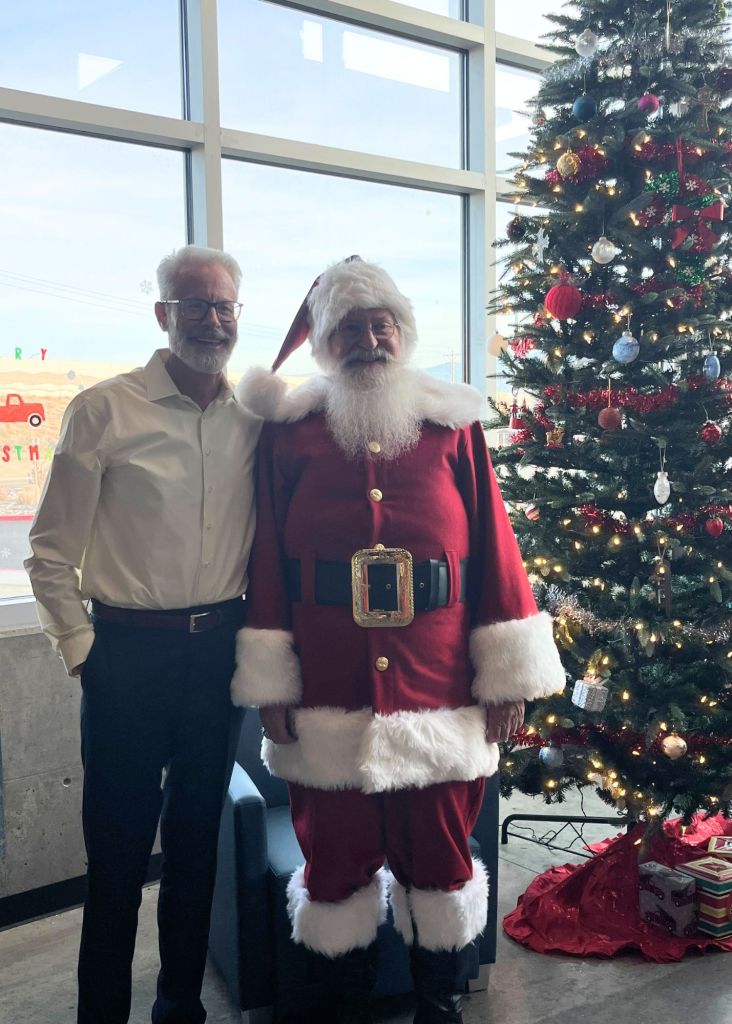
[230,627,303,707]
[407,858,489,952]
[470,612,566,706]
[286,865,388,957]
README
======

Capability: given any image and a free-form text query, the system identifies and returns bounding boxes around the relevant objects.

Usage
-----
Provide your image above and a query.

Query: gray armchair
[209,711,499,1022]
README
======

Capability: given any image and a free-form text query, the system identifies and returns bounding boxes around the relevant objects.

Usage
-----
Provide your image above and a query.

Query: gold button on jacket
[369,488,383,502]
[375,656,389,671]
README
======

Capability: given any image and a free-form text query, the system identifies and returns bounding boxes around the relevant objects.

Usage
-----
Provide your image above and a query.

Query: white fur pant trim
[286,865,388,958]
[387,858,489,952]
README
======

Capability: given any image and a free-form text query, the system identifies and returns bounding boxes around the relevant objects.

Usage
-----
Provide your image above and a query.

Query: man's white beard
[168,318,236,374]
[325,355,421,460]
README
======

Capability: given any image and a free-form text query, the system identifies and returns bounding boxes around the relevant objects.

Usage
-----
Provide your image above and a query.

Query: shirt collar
[144,349,234,403]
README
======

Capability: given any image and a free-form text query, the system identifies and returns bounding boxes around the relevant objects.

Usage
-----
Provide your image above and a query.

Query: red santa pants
[286,779,488,956]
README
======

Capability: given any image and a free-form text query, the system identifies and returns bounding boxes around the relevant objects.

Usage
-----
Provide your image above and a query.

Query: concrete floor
[1,789,730,1024]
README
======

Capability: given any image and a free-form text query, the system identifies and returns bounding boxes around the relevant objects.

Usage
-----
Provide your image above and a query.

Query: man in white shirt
[25,245,261,1024]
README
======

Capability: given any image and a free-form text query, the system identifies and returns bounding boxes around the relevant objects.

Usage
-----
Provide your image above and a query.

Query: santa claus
[233,257,565,1024]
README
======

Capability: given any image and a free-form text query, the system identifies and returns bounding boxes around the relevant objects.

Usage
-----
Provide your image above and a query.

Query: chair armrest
[210,763,273,1009]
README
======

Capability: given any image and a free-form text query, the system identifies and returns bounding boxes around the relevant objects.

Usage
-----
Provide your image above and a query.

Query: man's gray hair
[156,244,242,299]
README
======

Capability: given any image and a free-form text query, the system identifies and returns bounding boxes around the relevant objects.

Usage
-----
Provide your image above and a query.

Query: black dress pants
[77,616,244,1024]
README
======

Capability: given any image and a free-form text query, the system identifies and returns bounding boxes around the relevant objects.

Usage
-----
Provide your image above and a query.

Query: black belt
[90,597,246,634]
[285,558,468,612]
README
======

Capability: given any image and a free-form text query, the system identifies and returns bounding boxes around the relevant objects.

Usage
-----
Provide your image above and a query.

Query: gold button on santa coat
[375,656,389,671]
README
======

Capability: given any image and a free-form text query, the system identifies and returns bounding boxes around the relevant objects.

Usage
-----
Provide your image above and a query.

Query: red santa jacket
[233,369,565,794]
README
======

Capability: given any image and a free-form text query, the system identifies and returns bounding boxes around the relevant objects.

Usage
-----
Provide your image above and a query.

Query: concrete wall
[0,628,85,897]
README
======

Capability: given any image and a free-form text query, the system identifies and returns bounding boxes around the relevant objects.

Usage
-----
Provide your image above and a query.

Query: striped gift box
[696,890,732,937]
[678,857,732,937]
[707,836,732,860]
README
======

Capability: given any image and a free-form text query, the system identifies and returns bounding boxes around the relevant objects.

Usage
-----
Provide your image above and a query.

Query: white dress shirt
[25,349,262,676]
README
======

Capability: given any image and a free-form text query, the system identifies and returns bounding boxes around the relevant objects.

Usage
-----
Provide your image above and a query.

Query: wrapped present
[677,857,732,938]
[708,836,732,860]
[638,861,698,937]
[571,677,608,712]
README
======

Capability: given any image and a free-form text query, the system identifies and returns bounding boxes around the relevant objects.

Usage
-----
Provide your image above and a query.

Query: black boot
[410,946,472,1024]
[332,944,377,1024]
[303,944,376,1024]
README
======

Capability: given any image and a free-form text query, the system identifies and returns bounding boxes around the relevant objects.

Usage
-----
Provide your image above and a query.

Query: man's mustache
[344,348,394,365]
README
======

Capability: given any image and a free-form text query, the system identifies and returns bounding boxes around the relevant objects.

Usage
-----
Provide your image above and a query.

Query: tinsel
[581,291,619,310]
[575,502,732,536]
[630,140,710,165]
[544,376,732,414]
[542,54,597,86]
[602,24,728,63]
[545,146,610,186]
[512,724,732,754]
[543,587,732,646]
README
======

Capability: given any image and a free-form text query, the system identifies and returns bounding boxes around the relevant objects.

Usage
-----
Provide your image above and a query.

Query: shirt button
[367,441,381,454]
[375,656,389,672]
[205,448,212,456]
[205,523,212,531]
[207,486,214,494]
[369,488,383,502]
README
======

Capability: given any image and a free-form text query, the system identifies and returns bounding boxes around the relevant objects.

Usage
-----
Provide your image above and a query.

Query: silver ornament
[703,353,721,381]
[612,330,640,363]
[654,470,671,504]
[539,745,565,769]
[591,235,617,264]
[575,28,599,58]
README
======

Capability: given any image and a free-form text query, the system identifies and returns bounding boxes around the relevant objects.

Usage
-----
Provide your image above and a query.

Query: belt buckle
[351,547,414,628]
[189,611,212,633]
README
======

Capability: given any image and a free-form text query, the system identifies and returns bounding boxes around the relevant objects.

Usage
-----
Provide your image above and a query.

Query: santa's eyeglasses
[335,319,399,342]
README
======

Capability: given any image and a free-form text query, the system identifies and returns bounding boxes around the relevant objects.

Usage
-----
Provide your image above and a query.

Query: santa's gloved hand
[484,700,524,743]
[259,705,298,744]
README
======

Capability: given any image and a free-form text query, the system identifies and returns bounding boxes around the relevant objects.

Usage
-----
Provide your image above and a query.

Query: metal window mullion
[183,0,224,248]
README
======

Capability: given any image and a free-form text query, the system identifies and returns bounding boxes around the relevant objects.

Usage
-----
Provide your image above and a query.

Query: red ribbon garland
[670,200,725,251]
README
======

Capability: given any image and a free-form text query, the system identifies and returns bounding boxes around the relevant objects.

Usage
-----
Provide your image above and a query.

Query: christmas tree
[488,0,732,829]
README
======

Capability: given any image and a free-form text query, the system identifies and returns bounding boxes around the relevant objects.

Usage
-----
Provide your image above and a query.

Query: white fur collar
[236,365,482,429]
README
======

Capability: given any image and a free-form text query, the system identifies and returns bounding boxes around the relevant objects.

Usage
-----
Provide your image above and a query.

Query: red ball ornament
[705,517,724,538]
[638,92,660,114]
[544,280,582,320]
[598,407,622,431]
[525,503,541,521]
[700,420,723,445]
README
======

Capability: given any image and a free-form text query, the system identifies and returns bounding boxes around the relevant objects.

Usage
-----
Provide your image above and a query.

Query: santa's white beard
[325,356,421,460]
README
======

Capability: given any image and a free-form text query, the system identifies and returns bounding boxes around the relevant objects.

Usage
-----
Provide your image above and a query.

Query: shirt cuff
[59,626,95,677]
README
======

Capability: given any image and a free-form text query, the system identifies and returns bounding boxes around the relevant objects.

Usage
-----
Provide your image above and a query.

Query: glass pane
[0,2,181,117]
[496,64,540,176]
[0,123,186,600]
[222,161,463,383]
[495,0,558,42]
[218,0,463,166]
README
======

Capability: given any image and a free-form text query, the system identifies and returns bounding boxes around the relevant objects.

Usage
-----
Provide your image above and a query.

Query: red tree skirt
[503,814,732,962]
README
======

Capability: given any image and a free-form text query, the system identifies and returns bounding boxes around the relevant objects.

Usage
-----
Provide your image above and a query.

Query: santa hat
[272,256,418,371]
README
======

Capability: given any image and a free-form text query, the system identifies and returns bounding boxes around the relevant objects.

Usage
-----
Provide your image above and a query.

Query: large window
[0,123,185,600]
[0,3,182,116]
[219,0,463,166]
[223,162,463,380]
[0,0,549,616]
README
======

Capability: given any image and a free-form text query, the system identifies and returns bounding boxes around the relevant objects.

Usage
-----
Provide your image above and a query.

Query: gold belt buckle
[351,546,414,628]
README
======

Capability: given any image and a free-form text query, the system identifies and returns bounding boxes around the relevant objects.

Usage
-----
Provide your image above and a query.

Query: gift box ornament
[638,861,698,937]
[571,676,608,711]
[678,857,732,938]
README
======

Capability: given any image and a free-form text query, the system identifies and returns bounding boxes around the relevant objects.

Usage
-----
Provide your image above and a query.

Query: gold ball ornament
[488,332,507,356]
[661,734,688,760]
[557,151,581,179]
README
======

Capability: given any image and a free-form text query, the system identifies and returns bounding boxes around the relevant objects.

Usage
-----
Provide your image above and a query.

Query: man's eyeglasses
[165,298,243,323]
[336,319,399,343]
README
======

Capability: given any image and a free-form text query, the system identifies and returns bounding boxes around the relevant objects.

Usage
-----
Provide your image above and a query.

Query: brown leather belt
[90,597,245,634]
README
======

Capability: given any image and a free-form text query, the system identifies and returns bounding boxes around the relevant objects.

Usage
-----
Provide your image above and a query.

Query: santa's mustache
[344,347,394,365]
